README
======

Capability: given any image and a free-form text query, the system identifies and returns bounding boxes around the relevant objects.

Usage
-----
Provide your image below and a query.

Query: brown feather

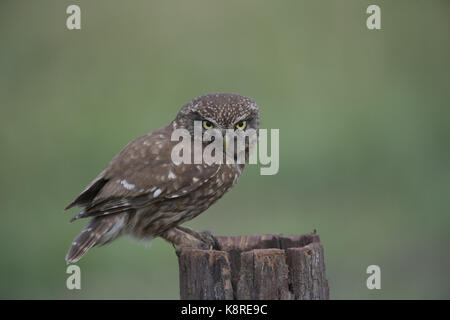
[65,216,117,263]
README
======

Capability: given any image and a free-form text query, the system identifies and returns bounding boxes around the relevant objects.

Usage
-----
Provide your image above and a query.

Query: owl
[65,93,260,263]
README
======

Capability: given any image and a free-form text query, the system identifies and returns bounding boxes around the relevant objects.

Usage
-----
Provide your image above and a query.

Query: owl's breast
[200,163,243,199]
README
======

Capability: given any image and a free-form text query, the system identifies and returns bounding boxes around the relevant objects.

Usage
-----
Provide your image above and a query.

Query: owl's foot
[176,226,218,250]
[196,230,218,250]
[161,226,219,256]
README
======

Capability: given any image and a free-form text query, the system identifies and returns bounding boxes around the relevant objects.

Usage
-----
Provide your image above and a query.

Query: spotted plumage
[65,93,260,263]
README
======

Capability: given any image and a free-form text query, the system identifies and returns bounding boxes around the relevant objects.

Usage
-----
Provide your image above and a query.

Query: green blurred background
[1,0,449,299]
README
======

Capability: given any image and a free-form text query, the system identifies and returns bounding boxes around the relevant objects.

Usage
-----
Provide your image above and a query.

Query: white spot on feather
[121,180,135,190]
[168,171,175,179]
[153,189,162,197]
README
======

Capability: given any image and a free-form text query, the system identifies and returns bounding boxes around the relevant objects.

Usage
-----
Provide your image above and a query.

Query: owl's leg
[160,226,217,254]
[176,226,218,250]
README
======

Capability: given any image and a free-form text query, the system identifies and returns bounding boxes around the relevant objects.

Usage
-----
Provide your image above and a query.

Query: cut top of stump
[178,232,329,300]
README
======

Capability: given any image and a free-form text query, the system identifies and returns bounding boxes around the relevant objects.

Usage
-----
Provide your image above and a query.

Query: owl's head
[174,93,260,134]
[173,93,260,163]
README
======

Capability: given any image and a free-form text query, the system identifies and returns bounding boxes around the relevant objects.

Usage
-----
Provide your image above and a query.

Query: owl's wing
[66,127,220,222]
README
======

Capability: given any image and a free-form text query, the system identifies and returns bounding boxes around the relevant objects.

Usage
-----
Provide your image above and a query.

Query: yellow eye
[202,120,214,130]
[235,120,247,130]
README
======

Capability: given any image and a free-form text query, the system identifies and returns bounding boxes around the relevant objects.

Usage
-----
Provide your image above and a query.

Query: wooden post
[178,232,329,300]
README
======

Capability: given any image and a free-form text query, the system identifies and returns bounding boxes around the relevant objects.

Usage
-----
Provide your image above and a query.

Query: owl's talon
[174,245,181,257]
[172,226,218,250]
[198,230,218,250]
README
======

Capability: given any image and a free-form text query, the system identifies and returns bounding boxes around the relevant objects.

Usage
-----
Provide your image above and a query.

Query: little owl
[65,93,260,263]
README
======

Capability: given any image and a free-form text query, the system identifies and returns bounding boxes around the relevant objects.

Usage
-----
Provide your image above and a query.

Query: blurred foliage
[0,0,449,299]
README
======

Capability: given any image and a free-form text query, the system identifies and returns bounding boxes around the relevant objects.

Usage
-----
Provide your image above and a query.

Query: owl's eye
[235,120,247,130]
[202,120,214,130]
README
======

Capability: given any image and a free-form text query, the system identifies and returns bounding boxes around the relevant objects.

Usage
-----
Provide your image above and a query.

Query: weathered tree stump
[178,232,329,300]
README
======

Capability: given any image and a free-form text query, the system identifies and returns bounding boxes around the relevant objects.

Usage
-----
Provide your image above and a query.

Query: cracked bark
[178,232,329,300]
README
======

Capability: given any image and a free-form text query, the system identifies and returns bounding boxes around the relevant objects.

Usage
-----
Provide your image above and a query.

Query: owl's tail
[65,216,116,264]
